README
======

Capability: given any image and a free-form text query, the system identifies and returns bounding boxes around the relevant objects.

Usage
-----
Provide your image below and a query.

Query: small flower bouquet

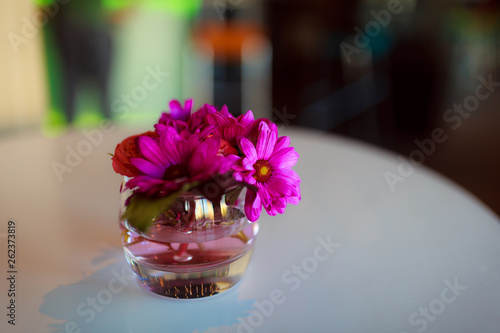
[111,99,301,297]
[111,99,301,232]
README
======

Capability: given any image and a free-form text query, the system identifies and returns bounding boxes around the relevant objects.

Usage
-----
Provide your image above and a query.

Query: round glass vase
[118,179,258,299]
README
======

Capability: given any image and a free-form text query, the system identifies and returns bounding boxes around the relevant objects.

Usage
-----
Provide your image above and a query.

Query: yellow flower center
[253,160,272,183]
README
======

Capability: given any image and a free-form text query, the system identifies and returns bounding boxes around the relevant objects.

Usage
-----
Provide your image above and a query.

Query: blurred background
[1,0,499,213]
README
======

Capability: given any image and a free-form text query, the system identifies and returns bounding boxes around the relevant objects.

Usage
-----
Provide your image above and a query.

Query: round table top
[1,126,499,333]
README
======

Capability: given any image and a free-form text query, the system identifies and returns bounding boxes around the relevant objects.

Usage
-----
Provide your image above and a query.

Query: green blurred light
[104,0,201,16]
[143,0,201,15]
[34,0,55,6]
[42,108,67,138]
[35,0,201,16]
[42,107,108,137]
[74,109,105,129]
[102,0,132,11]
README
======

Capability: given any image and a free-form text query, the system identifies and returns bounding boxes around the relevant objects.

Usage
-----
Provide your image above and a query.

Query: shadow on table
[39,248,255,333]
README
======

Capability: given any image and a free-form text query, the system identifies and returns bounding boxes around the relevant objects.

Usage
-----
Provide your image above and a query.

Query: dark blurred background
[1,0,500,213]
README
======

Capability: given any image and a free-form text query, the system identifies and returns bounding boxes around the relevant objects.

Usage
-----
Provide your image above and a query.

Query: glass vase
[118,179,258,298]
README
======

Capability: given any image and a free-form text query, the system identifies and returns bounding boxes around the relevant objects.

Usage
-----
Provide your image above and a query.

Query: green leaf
[225,185,244,206]
[121,183,194,233]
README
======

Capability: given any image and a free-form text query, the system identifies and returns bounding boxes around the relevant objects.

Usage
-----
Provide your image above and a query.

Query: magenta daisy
[126,127,235,196]
[235,121,301,221]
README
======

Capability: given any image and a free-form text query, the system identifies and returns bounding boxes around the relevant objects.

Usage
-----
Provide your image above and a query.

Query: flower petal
[238,137,258,163]
[268,147,299,169]
[273,168,301,184]
[265,175,296,197]
[198,124,217,139]
[137,136,165,166]
[169,99,191,122]
[264,197,287,215]
[206,113,229,127]
[177,139,191,163]
[245,189,262,222]
[159,127,184,165]
[244,172,256,185]
[242,157,255,171]
[169,100,182,112]
[256,182,272,206]
[223,124,246,142]
[189,136,221,177]
[219,154,239,173]
[273,136,291,152]
[237,110,255,128]
[130,158,165,178]
[184,99,193,112]
[287,194,301,205]
[234,172,243,182]
[219,105,235,120]
[256,122,277,160]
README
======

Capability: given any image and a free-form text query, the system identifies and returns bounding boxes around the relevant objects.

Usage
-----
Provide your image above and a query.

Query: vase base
[124,248,254,298]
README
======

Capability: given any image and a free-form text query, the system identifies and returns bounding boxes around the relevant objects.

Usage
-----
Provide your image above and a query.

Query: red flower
[112,131,158,177]
[218,139,238,156]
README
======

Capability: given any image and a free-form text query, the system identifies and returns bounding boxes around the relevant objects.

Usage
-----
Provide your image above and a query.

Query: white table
[1,126,500,333]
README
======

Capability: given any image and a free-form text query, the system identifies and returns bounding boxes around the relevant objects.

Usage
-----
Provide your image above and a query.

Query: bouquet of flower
[111,99,301,232]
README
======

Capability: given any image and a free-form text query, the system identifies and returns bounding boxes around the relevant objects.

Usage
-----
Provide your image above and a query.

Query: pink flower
[234,121,301,221]
[188,103,216,132]
[156,100,217,140]
[111,98,302,224]
[158,99,193,123]
[245,117,275,144]
[206,106,255,146]
[154,99,193,134]
[126,127,236,196]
